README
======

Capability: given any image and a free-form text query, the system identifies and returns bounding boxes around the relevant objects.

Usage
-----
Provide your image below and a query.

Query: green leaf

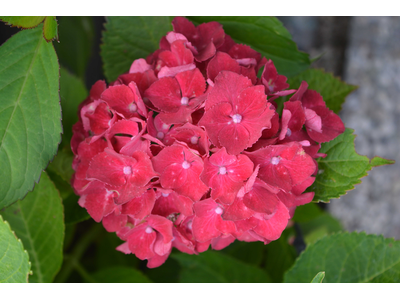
[43,16,58,42]
[310,128,395,203]
[63,193,90,225]
[59,67,88,148]
[292,203,323,223]
[101,16,172,82]
[55,16,95,78]
[0,24,62,209]
[220,240,265,265]
[299,213,343,245]
[144,253,181,283]
[0,215,31,283]
[264,228,297,283]
[287,68,357,113]
[172,251,270,283]
[90,266,152,283]
[0,172,64,283]
[284,232,400,283]
[187,16,310,77]
[0,16,45,29]
[46,146,90,225]
[311,271,325,283]
[47,147,74,183]
[96,232,140,270]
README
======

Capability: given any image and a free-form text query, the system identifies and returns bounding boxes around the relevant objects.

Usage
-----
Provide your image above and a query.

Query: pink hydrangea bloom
[70,16,347,268]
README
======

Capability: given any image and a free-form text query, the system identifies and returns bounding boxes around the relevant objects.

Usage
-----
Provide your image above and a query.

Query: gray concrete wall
[280,17,400,239]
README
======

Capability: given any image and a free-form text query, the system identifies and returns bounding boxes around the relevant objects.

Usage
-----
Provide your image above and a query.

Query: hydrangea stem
[55,223,103,283]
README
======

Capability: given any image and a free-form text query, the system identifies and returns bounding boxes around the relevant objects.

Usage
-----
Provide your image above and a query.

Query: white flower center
[286,128,292,137]
[162,192,170,197]
[123,166,132,175]
[215,207,223,215]
[182,161,191,169]
[145,226,153,234]
[190,136,199,144]
[219,166,227,175]
[157,131,164,139]
[271,157,280,165]
[162,123,170,130]
[181,96,189,105]
[232,114,242,124]
[128,102,137,112]
[187,220,193,230]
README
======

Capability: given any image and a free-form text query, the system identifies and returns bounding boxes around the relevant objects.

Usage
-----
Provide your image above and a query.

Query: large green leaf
[264,228,297,283]
[96,232,140,270]
[220,240,265,265]
[299,213,343,245]
[0,215,31,283]
[144,253,181,283]
[292,203,323,223]
[172,251,270,283]
[284,232,400,283]
[89,266,152,283]
[188,16,310,77]
[55,17,95,78]
[0,25,61,209]
[0,172,64,283]
[59,67,88,148]
[287,68,357,113]
[310,128,394,203]
[101,16,172,82]
[0,16,45,29]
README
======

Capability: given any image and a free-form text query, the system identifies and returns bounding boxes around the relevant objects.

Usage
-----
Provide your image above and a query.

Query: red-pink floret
[70,17,345,268]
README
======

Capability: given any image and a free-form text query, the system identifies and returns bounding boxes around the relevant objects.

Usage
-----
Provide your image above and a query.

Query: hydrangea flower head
[71,17,345,268]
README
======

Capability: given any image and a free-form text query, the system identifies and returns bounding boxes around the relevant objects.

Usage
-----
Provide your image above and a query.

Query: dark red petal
[222,197,255,221]
[207,52,240,82]
[243,179,280,214]
[127,225,156,260]
[253,201,290,241]
[144,77,182,112]
[102,212,127,232]
[175,68,206,99]
[198,102,233,148]
[306,106,345,143]
[192,215,220,242]
[218,124,250,155]
[211,235,236,250]
[205,71,252,111]
[90,80,107,100]
[86,148,133,186]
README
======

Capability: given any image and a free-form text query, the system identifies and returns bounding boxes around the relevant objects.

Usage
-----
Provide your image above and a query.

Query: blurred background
[1,16,398,239]
[279,16,400,239]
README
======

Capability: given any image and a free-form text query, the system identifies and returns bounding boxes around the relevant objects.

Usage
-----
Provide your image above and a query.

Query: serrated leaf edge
[284,231,399,283]
[0,16,46,30]
[0,28,62,210]
[0,215,31,282]
[312,128,393,203]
